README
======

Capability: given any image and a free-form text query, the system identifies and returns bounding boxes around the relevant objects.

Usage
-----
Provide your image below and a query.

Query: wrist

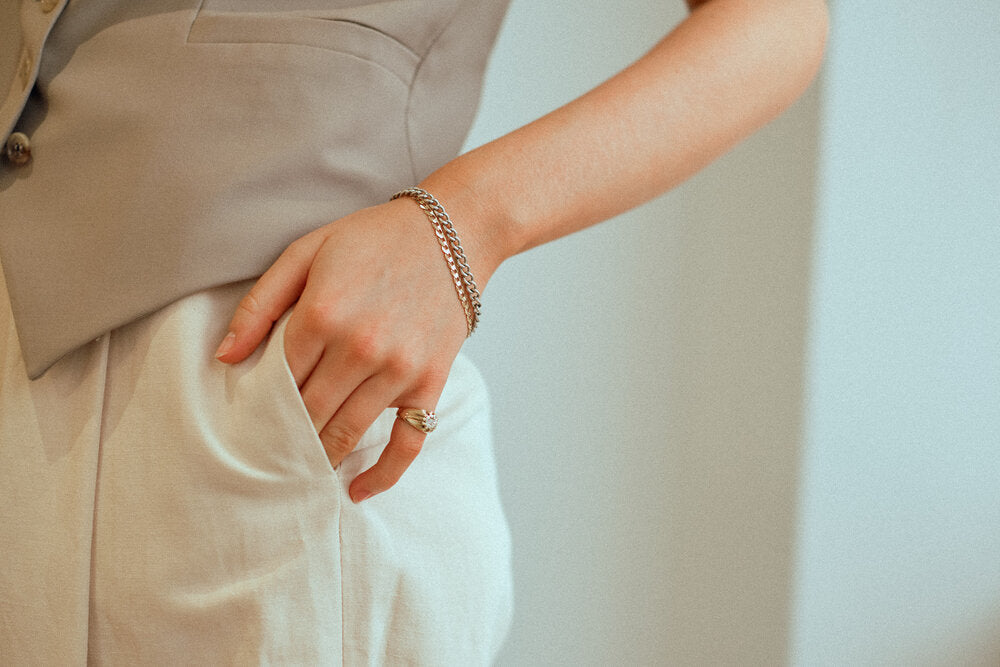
[417,157,522,287]
[390,187,483,336]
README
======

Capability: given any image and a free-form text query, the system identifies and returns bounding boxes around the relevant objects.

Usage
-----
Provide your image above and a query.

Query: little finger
[348,406,439,503]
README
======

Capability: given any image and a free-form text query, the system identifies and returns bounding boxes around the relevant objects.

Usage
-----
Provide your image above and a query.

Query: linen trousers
[0,271,513,665]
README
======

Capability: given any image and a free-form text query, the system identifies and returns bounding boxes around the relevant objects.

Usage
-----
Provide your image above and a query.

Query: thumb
[214,238,319,363]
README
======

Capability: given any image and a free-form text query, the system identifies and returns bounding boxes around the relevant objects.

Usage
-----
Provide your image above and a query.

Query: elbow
[801,0,830,82]
[778,0,830,97]
[748,0,830,130]
[695,0,830,97]
[764,0,830,111]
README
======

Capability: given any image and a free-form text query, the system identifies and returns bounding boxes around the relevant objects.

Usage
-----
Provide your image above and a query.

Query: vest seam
[185,38,414,88]
[185,15,417,87]
[403,2,466,185]
[186,0,207,41]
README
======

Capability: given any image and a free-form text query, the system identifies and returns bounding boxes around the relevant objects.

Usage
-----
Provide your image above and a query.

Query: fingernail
[352,488,373,503]
[214,332,236,359]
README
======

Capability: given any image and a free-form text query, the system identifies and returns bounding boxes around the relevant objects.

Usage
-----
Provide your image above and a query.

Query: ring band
[396,408,438,434]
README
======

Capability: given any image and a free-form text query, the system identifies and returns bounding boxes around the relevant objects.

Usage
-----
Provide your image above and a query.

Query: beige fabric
[0,272,513,665]
[0,0,510,378]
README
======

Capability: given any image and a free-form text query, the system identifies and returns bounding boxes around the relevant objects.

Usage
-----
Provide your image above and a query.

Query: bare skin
[214,0,829,502]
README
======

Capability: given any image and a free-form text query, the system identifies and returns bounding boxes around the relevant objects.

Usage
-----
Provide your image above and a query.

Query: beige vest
[0,0,510,378]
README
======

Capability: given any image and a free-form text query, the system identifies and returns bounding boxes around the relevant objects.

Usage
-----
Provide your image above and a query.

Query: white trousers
[0,274,512,665]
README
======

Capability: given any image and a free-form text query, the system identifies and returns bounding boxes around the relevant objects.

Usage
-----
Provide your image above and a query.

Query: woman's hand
[211,0,827,500]
[214,198,475,502]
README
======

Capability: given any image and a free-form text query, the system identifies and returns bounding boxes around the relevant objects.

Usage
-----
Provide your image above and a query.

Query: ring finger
[316,374,402,468]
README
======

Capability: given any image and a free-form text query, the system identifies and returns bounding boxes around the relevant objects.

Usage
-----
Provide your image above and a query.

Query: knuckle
[344,332,384,366]
[415,366,449,394]
[384,352,420,383]
[367,466,402,493]
[298,303,341,337]
[236,290,264,319]
[285,235,309,255]
[320,421,360,458]
[394,438,423,462]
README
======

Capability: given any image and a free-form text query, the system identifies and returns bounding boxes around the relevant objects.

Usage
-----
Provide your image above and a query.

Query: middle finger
[296,349,373,434]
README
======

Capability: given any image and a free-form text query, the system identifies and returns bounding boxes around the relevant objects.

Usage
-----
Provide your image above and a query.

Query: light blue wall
[791,2,1000,665]
[464,0,999,664]
[465,1,814,663]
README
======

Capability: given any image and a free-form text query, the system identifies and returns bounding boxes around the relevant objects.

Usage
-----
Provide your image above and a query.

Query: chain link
[392,187,481,335]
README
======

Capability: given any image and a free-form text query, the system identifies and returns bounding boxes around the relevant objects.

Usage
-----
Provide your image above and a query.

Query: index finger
[215,235,323,363]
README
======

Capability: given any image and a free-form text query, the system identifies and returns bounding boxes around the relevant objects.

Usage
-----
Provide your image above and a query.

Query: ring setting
[397,408,438,434]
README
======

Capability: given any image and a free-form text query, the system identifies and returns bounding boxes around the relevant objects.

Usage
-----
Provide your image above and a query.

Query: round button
[36,0,58,13]
[5,132,32,166]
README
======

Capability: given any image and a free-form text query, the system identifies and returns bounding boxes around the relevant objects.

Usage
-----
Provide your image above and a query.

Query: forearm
[420,0,828,283]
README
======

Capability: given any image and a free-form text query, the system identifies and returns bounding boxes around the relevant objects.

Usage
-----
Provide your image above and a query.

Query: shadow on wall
[647,81,822,665]
[461,1,826,663]
[480,76,822,665]
[926,614,1000,666]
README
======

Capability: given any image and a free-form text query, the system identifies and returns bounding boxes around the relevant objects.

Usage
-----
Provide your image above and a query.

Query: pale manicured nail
[352,488,373,503]
[214,332,236,359]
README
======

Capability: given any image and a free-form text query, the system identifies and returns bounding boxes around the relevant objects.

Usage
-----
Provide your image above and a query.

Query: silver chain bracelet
[391,187,482,335]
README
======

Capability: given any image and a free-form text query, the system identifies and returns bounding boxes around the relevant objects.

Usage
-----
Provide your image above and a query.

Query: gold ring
[396,408,438,434]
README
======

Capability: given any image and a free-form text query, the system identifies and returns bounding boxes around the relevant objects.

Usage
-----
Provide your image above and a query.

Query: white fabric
[0,273,513,665]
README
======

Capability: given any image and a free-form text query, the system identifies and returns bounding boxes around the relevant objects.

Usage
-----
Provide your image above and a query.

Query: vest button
[35,0,58,13]
[4,132,32,166]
